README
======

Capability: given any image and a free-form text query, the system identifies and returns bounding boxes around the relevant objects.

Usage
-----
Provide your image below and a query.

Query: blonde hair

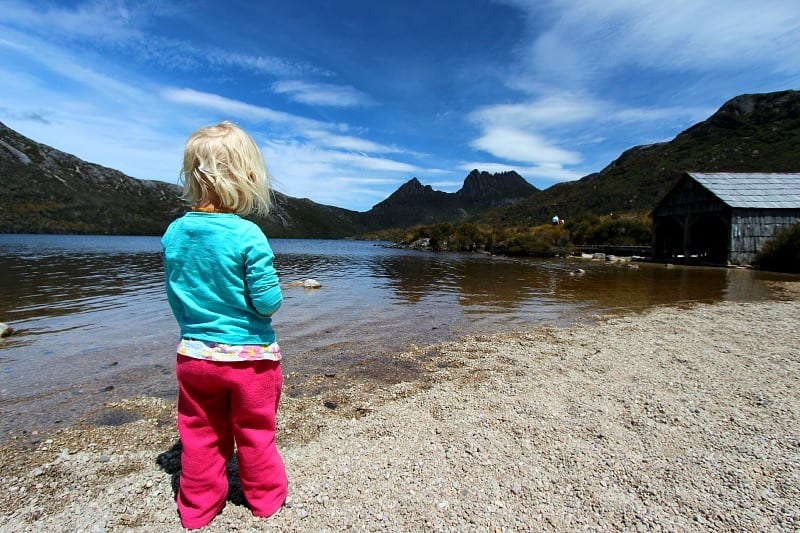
[180,121,272,217]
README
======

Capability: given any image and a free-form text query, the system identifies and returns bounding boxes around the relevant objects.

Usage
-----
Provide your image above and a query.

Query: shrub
[493,225,570,256]
[754,222,800,273]
[566,213,651,245]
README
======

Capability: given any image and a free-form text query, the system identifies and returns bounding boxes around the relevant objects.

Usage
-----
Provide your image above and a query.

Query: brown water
[0,235,794,441]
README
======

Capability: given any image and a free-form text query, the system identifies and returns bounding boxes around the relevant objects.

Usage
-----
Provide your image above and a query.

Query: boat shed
[651,172,800,265]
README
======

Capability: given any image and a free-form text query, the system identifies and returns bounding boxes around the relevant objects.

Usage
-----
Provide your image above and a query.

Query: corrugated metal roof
[687,172,800,208]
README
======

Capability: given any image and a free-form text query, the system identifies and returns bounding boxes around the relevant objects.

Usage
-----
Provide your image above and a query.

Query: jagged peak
[457,169,537,198]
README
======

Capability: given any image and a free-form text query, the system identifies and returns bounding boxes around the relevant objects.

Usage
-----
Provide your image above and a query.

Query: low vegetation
[395,212,652,256]
[753,222,800,273]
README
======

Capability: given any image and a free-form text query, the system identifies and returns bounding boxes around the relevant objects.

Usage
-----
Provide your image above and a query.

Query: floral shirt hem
[176,338,282,362]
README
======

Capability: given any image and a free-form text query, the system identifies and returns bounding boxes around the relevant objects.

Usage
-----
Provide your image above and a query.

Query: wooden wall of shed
[728,208,800,265]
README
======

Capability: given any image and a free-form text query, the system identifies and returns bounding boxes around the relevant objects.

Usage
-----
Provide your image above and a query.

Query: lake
[0,234,793,440]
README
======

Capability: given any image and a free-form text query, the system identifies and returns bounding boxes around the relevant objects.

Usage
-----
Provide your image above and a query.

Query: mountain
[457,169,538,201]
[364,170,538,229]
[260,192,365,238]
[0,121,364,237]
[0,122,186,235]
[477,90,800,226]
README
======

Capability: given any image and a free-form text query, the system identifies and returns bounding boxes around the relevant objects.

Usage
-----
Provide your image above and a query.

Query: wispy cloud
[162,88,315,127]
[272,80,373,107]
[1,0,324,78]
[505,0,800,86]
[470,94,599,129]
[303,131,403,154]
[162,88,408,157]
[0,0,145,42]
[207,50,326,79]
[470,127,581,166]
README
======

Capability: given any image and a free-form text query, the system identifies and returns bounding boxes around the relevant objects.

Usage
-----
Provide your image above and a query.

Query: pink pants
[176,354,288,529]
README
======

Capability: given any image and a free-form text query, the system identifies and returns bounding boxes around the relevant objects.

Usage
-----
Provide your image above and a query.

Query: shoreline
[1,284,799,531]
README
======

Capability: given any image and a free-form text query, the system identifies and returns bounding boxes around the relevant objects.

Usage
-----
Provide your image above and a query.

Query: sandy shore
[1,282,799,531]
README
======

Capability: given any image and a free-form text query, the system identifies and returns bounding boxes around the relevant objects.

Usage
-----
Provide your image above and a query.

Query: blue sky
[1,1,799,212]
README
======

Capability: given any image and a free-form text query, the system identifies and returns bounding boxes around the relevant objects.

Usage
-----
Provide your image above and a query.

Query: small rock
[0,322,12,338]
[287,278,323,288]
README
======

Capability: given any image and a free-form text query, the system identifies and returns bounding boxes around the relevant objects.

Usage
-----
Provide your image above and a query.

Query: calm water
[0,234,794,439]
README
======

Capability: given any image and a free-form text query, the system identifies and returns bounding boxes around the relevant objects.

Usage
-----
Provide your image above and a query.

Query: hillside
[0,122,365,237]
[477,90,800,226]
[0,123,186,235]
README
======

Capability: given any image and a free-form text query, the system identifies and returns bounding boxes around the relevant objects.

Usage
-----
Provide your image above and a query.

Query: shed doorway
[653,212,729,264]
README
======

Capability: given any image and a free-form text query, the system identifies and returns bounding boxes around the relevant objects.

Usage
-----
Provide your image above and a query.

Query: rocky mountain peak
[373,177,442,209]
[458,169,537,199]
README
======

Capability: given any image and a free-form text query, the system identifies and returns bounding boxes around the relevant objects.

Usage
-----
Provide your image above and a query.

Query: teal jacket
[161,212,283,345]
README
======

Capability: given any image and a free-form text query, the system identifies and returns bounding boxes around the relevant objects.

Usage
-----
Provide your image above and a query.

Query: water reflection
[0,236,165,351]
[367,253,750,315]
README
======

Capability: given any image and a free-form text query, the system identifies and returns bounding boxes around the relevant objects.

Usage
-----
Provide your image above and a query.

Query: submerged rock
[0,322,12,338]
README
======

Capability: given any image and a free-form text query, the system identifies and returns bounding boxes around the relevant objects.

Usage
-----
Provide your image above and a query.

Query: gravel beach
[1,281,799,532]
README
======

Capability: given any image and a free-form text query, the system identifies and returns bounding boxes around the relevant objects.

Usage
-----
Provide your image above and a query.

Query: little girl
[162,121,287,529]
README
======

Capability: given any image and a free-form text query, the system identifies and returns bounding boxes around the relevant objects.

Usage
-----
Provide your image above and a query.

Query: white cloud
[162,88,317,127]
[470,126,581,166]
[0,0,144,43]
[470,95,599,129]
[304,130,403,154]
[272,80,373,107]
[508,0,800,80]
[162,89,414,160]
[1,0,323,79]
[209,51,325,78]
